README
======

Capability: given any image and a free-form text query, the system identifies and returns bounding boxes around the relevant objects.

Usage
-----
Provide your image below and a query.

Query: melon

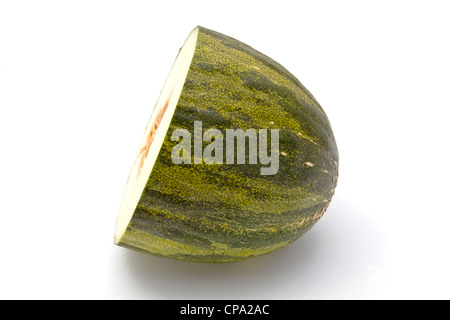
[114,26,339,262]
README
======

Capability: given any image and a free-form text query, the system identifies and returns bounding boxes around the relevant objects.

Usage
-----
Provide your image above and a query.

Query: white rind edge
[114,27,199,244]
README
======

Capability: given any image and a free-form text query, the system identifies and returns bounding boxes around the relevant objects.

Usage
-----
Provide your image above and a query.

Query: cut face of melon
[114,28,199,244]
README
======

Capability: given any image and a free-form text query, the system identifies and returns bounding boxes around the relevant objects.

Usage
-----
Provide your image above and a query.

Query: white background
[1,1,449,300]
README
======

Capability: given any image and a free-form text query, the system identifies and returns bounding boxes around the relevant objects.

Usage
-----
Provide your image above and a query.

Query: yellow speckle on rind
[120,227,295,263]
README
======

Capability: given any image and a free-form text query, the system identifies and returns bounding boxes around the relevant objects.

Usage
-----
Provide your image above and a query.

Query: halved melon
[114,26,339,263]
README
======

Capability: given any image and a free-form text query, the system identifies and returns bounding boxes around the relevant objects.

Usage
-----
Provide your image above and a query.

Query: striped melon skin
[115,27,338,263]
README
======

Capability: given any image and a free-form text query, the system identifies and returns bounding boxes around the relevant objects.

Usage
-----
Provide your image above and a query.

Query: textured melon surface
[114,26,339,263]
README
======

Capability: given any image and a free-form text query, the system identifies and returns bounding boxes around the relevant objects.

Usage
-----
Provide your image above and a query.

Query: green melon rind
[116,26,339,263]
